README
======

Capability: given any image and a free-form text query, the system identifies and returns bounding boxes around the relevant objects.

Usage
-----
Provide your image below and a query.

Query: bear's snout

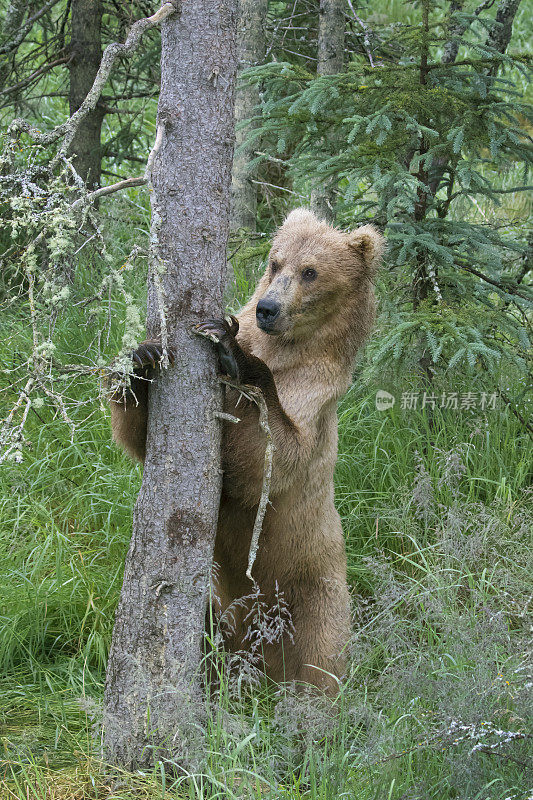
[256,298,281,332]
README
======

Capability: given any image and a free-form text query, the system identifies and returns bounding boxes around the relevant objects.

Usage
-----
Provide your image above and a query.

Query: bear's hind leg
[285,580,351,697]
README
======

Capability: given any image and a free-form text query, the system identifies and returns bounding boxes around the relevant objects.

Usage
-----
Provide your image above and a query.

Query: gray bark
[68,0,104,187]
[310,0,345,223]
[230,0,268,232]
[442,1,466,66]
[486,0,522,57]
[103,0,238,770]
[442,0,513,67]
[317,0,345,75]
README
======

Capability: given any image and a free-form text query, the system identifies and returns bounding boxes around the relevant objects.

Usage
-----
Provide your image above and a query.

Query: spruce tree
[246,1,532,384]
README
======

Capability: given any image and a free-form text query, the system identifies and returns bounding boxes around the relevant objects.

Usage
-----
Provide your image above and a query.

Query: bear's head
[254,208,384,339]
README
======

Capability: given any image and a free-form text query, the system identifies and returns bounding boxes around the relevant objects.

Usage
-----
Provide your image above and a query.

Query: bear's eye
[302,268,317,282]
[271,260,280,274]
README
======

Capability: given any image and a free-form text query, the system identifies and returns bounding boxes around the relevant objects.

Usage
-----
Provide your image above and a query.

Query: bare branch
[218,377,274,582]
[0,54,71,97]
[72,175,146,208]
[0,0,62,57]
[250,178,305,197]
[346,0,376,68]
[246,389,273,581]
[8,2,175,162]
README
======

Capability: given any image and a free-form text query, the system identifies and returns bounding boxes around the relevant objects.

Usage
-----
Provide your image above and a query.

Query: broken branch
[72,175,146,208]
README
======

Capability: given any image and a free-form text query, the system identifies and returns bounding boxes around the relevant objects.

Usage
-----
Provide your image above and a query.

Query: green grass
[1,0,532,792]
[0,250,530,797]
[0,171,531,797]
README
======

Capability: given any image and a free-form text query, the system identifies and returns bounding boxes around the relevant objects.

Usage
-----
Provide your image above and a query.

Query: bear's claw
[194,316,240,380]
[129,341,174,371]
[195,315,239,340]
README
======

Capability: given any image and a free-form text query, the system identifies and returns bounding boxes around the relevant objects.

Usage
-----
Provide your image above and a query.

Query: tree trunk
[230,0,268,232]
[487,0,522,57]
[317,0,345,75]
[103,0,238,770]
[413,0,434,393]
[68,0,104,187]
[310,0,345,223]
[0,0,27,90]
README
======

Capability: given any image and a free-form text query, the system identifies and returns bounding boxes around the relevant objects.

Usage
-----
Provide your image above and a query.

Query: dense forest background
[0,1,531,798]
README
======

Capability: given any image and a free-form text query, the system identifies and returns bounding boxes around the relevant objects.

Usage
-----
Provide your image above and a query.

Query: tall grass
[0,0,531,792]
[0,212,530,797]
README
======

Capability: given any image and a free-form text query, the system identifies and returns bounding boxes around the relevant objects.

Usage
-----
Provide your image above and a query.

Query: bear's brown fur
[110,208,383,695]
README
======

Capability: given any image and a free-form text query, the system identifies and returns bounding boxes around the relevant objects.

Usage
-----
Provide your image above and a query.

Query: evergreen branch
[481,185,533,194]
[427,1,525,206]
[345,56,531,76]
[445,185,533,205]
[455,262,531,301]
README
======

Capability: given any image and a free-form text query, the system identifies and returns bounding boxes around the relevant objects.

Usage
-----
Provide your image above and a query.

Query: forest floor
[0,280,531,798]
[0,180,529,800]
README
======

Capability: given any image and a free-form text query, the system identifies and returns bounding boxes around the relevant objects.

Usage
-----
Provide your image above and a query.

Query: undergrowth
[0,216,531,799]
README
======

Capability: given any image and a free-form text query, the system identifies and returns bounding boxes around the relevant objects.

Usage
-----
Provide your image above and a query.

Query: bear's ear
[347,225,384,276]
[282,208,319,227]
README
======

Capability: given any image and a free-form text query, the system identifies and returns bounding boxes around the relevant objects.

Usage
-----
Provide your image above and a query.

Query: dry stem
[218,377,273,581]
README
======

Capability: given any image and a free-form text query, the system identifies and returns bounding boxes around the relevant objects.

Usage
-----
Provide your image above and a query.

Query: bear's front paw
[108,341,174,403]
[109,340,173,381]
[126,341,175,372]
[194,315,240,380]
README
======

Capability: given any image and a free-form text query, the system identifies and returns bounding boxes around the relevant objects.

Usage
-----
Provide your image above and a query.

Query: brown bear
[110,208,383,695]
